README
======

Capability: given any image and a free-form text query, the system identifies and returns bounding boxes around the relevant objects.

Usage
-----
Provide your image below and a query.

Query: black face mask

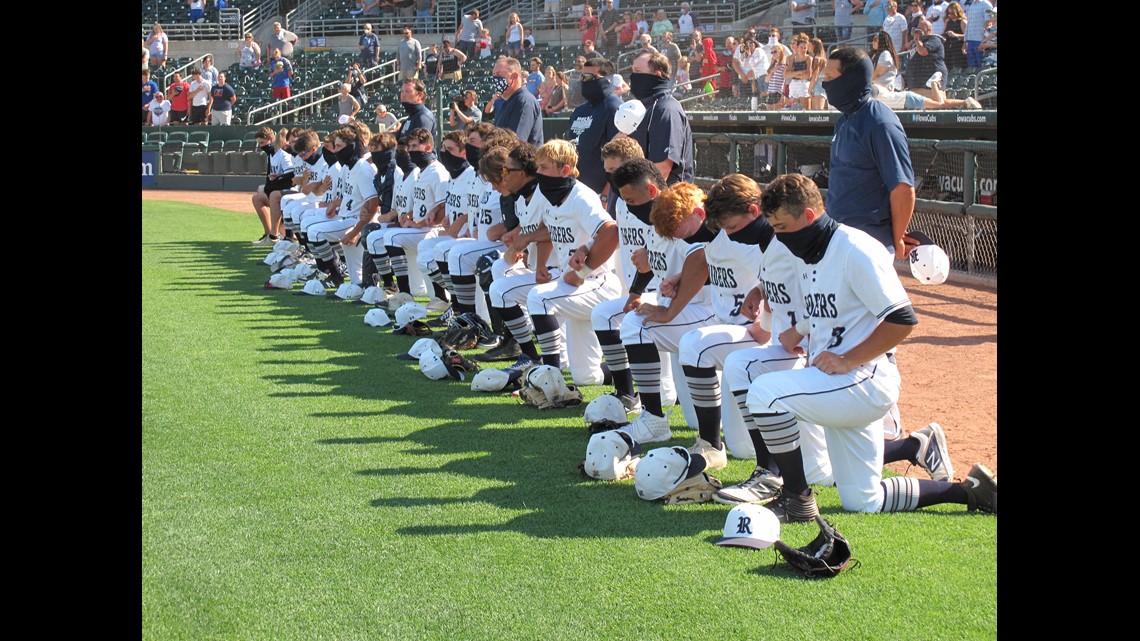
[401,101,422,114]
[372,148,395,173]
[395,149,414,174]
[438,150,469,178]
[409,150,436,169]
[605,171,619,195]
[303,148,320,165]
[515,177,539,200]
[260,143,275,155]
[321,147,338,165]
[778,215,838,264]
[334,144,356,167]
[537,174,575,206]
[464,143,480,167]
[821,56,873,115]
[626,199,654,225]
[581,77,612,104]
[630,72,671,100]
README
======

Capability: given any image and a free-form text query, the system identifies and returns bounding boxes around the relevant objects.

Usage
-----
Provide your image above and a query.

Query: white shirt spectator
[881,11,907,53]
[148,98,171,126]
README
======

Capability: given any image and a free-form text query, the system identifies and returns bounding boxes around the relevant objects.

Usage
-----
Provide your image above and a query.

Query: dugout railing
[691,132,997,284]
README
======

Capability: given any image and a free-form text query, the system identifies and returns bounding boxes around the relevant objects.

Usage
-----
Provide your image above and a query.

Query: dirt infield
[143,190,997,477]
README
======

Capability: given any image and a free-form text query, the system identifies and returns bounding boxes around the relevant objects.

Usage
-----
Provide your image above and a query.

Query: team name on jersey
[521,222,541,235]
[467,192,481,209]
[621,227,646,247]
[446,191,463,208]
[764,280,792,305]
[708,265,738,289]
[647,249,668,271]
[803,293,839,319]
[548,225,576,244]
[414,186,426,201]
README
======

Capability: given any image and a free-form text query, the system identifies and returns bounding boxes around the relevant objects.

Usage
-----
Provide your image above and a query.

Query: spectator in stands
[240,32,262,69]
[263,22,298,59]
[609,68,627,96]
[677,4,695,40]
[360,23,381,69]
[437,39,467,81]
[523,27,536,53]
[415,0,436,35]
[208,71,237,124]
[786,33,813,109]
[660,31,682,77]
[864,0,888,45]
[375,103,401,131]
[526,57,545,97]
[455,9,482,58]
[352,0,381,17]
[978,6,996,67]
[189,0,205,24]
[902,0,925,51]
[941,2,967,72]
[492,56,544,146]
[143,70,161,124]
[871,31,901,91]
[927,0,950,35]
[397,26,424,81]
[809,36,828,109]
[542,70,568,115]
[599,0,621,59]
[393,0,416,26]
[147,91,170,126]
[545,0,563,24]
[476,28,493,58]
[720,37,739,100]
[423,43,440,72]
[697,37,718,94]
[674,56,692,96]
[881,2,907,54]
[637,33,657,54]
[764,45,789,110]
[142,38,150,70]
[339,83,363,123]
[869,82,980,110]
[650,10,673,39]
[188,67,212,125]
[579,5,600,47]
[581,40,598,60]
[505,12,525,59]
[166,71,190,125]
[397,78,437,142]
[200,55,219,86]
[619,11,638,50]
[538,65,559,109]
[449,90,481,131]
[835,0,864,43]
[733,38,765,103]
[635,10,649,40]
[906,16,948,97]
[347,63,368,105]
[565,55,588,112]
[789,1,818,39]
[146,24,169,69]
[766,27,793,59]
[267,51,293,100]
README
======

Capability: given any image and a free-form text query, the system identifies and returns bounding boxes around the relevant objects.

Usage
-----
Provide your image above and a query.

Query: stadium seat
[162,140,185,172]
[188,131,210,151]
[244,149,265,175]
[141,132,148,144]
[166,131,190,145]
[148,131,169,145]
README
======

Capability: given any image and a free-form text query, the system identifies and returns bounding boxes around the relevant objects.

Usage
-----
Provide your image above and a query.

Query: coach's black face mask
[464,143,480,166]
[409,150,436,169]
[439,150,469,177]
[581,77,611,104]
[778,215,838,264]
[821,57,872,115]
[537,174,575,206]
[629,72,670,100]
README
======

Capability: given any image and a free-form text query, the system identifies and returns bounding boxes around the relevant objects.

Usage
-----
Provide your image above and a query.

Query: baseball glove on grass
[662,472,723,505]
[774,516,858,578]
[586,418,630,435]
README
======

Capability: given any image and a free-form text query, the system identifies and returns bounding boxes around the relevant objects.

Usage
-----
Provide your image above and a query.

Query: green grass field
[142,200,997,641]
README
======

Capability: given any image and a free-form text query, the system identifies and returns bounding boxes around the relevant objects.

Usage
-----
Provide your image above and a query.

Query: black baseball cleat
[959,463,997,514]
[477,333,506,350]
[766,488,820,524]
[475,336,523,362]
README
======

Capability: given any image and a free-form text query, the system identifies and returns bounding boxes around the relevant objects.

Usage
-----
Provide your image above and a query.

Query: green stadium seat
[148,131,169,145]
[188,131,210,151]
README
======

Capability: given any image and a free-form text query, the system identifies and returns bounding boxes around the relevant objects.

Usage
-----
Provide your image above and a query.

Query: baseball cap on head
[716,503,781,549]
[634,446,708,500]
[906,230,951,285]
[583,430,642,480]
[363,308,393,326]
[614,99,646,135]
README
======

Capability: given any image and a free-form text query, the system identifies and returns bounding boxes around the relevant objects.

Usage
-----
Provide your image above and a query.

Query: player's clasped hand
[635,302,672,323]
[659,274,680,298]
[562,269,584,286]
[812,351,853,375]
[779,327,805,355]
[741,287,765,321]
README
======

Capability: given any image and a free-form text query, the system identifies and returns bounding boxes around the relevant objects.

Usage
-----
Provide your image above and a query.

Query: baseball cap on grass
[291,263,317,281]
[357,285,386,305]
[395,301,429,328]
[419,349,465,381]
[906,230,951,285]
[296,278,328,296]
[716,503,781,549]
[266,271,297,289]
[470,368,512,392]
[363,308,393,327]
[398,337,442,361]
[335,282,364,300]
[583,430,642,480]
[635,446,708,501]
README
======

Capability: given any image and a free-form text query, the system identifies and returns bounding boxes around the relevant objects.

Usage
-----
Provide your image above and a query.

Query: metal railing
[158,52,214,88]
[142,9,244,40]
[246,59,400,126]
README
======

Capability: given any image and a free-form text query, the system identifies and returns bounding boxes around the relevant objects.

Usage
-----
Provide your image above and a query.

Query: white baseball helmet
[583,394,627,425]
[715,503,781,549]
[363,308,393,327]
[907,230,951,285]
[301,279,327,296]
[334,282,364,300]
[395,301,428,328]
[583,430,642,480]
[614,99,647,134]
[634,446,707,501]
[470,368,512,393]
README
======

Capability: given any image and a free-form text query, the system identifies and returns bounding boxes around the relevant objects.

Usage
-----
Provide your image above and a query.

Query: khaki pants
[399,69,419,81]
